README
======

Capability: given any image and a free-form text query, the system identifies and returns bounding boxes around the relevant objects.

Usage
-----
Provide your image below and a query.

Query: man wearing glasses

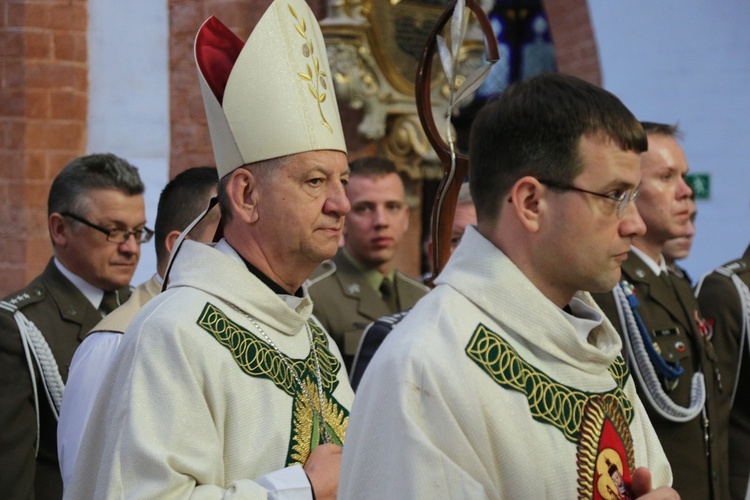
[340,74,676,498]
[0,153,147,499]
[593,123,727,500]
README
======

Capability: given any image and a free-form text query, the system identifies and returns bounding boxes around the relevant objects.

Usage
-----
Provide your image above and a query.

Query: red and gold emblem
[577,396,635,499]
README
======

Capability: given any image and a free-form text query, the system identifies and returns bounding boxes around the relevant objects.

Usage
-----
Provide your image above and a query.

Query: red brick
[0,30,25,58]
[19,4,87,32]
[26,234,53,263]
[25,121,85,150]
[24,152,48,180]
[212,2,257,31]
[54,32,87,62]
[24,89,51,119]
[4,204,25,234]
[0,268,27,298]
[50,90,86,120]
[170,2,210,35]
[23,30,54,59]
[24,62,87,90]
[0,152,24,177]
[0,238,24,263]
[2,59,26,88]
[6,4,25,29]
[0,89,25,116]
[4,121,25,150]
[171,64,200,91]
[48,152,79,175]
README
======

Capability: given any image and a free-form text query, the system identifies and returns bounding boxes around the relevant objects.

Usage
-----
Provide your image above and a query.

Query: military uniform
[593,252,728,500]
[0,259,130,500]
[308,249,428,371]
[696,244,750,499]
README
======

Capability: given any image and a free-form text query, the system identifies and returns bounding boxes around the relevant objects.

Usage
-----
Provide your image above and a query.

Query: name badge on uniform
[652,327,680,337]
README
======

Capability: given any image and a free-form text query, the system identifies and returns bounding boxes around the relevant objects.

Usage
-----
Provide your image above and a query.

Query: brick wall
[544,0,601,85]
[0,0,88,297]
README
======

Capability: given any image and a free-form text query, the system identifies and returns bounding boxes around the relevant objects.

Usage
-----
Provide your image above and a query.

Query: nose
[118,232,141,255]
[620,200,646,238]
[325,180,350,216]
[677,176,693,200]
[373,206,390,228]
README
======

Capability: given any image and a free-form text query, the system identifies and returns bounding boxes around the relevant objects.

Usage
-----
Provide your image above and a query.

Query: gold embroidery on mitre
[288,3,332,133]
[465,324,633,442]
[576,396,635,500]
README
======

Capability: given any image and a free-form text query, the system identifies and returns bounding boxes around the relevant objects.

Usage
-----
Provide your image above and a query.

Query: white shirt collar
[631,246,668,276]
[559,297,604,342]
[54,258,104,309]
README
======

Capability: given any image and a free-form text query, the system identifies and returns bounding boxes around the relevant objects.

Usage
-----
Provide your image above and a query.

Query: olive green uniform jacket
[697,244,750,499]
[308,250,428,372]
[592,252,728,500]
[0,259,130,500]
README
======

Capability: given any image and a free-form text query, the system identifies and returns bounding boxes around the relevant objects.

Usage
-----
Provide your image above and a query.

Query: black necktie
[99,290,119,315]
[380,277,399,313]
[659,271,673,289]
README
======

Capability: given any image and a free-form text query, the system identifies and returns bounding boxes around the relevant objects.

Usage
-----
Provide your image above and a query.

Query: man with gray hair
[0,153,147,499]
[68,1,353,498]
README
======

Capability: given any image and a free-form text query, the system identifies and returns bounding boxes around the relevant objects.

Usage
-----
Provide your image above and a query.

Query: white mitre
[195,0,347,178]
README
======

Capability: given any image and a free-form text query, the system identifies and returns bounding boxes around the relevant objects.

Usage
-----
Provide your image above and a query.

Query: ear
[226,168,259,224]
[507,176,545,233]
[48,213,68,247]
[164,229,183,255]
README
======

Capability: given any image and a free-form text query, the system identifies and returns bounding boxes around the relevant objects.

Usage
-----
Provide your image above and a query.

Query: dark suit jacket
[593,252,727,500]
[0,259,131,499]
[308,250,428,371]
[697,244,750,500]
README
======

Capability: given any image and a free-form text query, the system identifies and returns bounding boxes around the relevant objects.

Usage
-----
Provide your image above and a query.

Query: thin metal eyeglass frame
[61,212,153,244]
[537,179,639,218]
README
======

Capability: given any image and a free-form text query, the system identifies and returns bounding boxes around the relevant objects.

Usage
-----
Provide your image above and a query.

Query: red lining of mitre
[195,16,245,105]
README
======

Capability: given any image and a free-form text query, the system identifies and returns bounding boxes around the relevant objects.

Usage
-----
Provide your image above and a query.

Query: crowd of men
[0,0,748,498]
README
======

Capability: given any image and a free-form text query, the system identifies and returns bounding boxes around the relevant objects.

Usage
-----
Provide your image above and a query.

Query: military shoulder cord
[0,301,65,456]
[612,283,705,422]
[695,266,750,406]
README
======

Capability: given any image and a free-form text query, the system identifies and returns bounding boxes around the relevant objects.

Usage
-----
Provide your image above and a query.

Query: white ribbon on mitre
[194,0,347,179]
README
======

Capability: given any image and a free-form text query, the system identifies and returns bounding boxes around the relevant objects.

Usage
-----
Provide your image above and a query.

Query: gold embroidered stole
[198,302,349,465]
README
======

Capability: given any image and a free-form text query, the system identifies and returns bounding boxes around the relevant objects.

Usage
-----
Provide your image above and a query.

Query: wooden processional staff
[415,0,499,286]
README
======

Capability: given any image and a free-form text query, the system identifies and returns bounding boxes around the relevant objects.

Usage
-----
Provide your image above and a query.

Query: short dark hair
[641,121,683,141]
[468,73,647,222]
[48,153,144,217]
[154,167,218,264]
[348,156,399,179]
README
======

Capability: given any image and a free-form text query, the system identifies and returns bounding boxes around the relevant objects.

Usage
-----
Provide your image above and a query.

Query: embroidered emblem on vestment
[465,323,632,442]
[576,396,635,499]
[197,303,348,465]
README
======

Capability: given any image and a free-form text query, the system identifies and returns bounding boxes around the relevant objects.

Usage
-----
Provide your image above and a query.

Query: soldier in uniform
[308,157,428,370]
[593,122,728,500]
[696,244,750,499]
[0,153,146,499]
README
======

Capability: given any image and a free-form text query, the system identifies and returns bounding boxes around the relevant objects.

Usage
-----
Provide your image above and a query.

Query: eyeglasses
[61,212,154,244]
[537,179,639,219]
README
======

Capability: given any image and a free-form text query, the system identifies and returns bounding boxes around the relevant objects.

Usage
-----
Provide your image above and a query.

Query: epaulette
[306,260,337,287]
[375,310,410,326]
[3,287,44,310]
[716,259,750,278]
